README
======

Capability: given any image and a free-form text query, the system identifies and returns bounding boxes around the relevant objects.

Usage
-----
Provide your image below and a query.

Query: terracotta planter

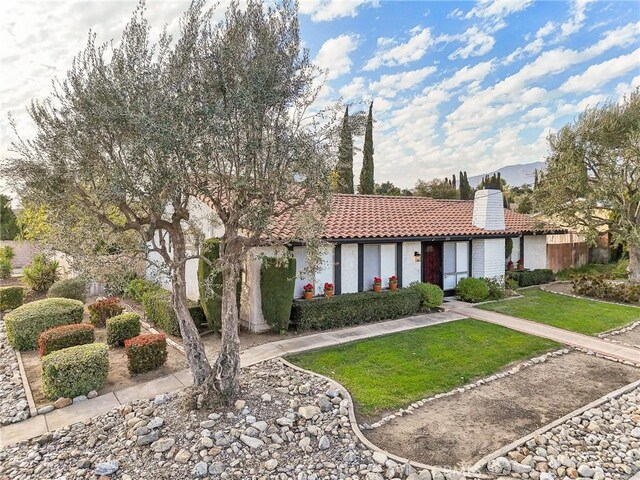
[324,289,334,298]
[389,283,398,291]
[507,264,513,272]
[303,291,313,300]
[373,284,382,293]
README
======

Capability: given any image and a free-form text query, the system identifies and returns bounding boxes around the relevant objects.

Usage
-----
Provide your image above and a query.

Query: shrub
[506,269,555,287]
[0,286,23,311]
[5,298,84,350]
[106,313,141,346]
[22,254,60,292]
[456,277,490,303]
[484,277,506,300]
[88,296,124,327]
[505,277,519,291]
[47,278,88,302]
[38,323,95,357]
[0,258,11,279]
[409,282,444,309]
[41,343,109,399]
[0,246,15,261]
[141,289,202,337]
[572,275,640,303]
[260,257,296,333]
[124,278,161,303]
[291,289,421,331]
[125,334,168,374]
[188,304,205,327]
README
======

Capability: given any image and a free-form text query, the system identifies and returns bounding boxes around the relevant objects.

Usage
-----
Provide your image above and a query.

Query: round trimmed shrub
[41,343,109,399]
[456,277,490,303]
[409,282,444,309]
[106,313,141,347]
[0,286,24,311]
[88,296,124,327]
[38,323,95,357]
[48,278,88,302]
[125,334,168,374]
[5,298,84,350]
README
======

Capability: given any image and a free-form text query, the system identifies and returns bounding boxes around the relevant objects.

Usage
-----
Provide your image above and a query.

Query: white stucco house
[148,189,561,332]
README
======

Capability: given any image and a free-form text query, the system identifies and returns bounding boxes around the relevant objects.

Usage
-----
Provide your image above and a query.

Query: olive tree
[4,0,336,402]
[535,90,640,281]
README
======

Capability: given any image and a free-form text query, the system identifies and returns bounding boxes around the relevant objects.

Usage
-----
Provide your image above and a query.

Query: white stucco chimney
[472,189,505,231]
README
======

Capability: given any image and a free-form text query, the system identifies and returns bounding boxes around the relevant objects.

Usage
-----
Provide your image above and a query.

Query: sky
[1,0,639,193]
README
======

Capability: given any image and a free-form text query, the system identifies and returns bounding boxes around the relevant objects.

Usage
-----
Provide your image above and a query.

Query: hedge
[38,323,95,357]
[291,288,421,331]
[573,275,640,303]
[125,334,168,374]
[409,282,443,309]
[5,298,84,350]
[507,269,555,287]
[88,297,124,328]
[260,257,296,333]
[141,289,202,337]
[41,343,109,399]
[124,278,161,303]
[47,278,88,302]
[106,313,141,347]
[0,286,23,311]
[456,277,490,303]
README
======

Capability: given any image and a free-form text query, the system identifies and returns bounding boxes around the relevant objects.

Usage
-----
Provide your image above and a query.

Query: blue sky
[2,0,639,191]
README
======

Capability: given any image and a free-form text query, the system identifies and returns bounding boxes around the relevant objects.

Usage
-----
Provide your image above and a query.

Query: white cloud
[339,76,367,100]
[369,66,437,98]
[448,27,496,59]
[363,27,433,71]
[438,60,495,90]
[464,0,534,20]
[560,48,640,93]
[298,0,376,22]
[313,34,359,80]
[560,0,595,37]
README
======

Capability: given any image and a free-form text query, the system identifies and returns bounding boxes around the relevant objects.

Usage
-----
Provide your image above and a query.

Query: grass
[287,318,560,416]
[555,259,628,281]
[478,288,640,335]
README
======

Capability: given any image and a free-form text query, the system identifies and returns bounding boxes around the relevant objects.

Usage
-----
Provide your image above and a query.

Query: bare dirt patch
[606,328,640,348]
[363,351,640,470]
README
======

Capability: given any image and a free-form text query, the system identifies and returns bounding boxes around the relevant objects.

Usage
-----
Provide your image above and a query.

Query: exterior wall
[472,238,506,281]
[524,235,547,270]
[402,241,422,285]
[0,240,38,268]
[472,190,505,230]
[340,244,358,293]
[380,244,396,288]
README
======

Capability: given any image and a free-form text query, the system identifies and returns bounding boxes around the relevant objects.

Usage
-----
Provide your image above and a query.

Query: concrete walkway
[0,311,464,447]
[450,301,640,364]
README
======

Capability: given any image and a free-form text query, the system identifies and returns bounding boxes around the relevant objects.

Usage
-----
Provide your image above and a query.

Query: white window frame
[443,241,469,290]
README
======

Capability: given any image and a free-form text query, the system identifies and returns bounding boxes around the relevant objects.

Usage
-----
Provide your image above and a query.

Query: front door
[422,242,442,287]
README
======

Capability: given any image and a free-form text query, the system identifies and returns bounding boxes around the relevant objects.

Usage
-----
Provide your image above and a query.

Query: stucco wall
[0,240,38,268]
[524,235,547,270]
[340,244,358,293]
[472,238,506,281]
[293,245,334,297]
[402,241,422,285]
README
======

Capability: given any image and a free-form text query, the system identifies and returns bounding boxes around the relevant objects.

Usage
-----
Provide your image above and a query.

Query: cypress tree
[452,174,456,190]
[534,169,539,189]
[359,102,374,194]
[335,106,354,193]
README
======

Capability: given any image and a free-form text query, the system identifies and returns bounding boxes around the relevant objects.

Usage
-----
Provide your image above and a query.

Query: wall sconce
[413,251,421,263]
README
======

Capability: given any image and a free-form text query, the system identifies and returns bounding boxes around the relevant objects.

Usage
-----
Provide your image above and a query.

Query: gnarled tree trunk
[628,242,640,283]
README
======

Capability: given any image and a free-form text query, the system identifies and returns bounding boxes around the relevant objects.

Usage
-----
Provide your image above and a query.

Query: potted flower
[303,283,314,300]
[324,282,334,298]
[507,260,514,271]
[389,275,398,290]
[373,277,382,293]
[516,258,524,271]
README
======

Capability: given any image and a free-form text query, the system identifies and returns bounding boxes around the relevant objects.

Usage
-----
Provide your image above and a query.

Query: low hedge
[124,278,161,303]
[38,323,95,357]
[125,333,168,374]
[573,275,640,303]
[260,257,296,333]
[41,343,109,399]
[141,289,202,337]
[88,296,124,328]
[106,313,141,347]
[456,277,490,303]
[0,286,23,311]
[5,298,84,350]
[409,282,444,309]
[291,288,421,331]
[47,278,88,302]
[507,269,555,287]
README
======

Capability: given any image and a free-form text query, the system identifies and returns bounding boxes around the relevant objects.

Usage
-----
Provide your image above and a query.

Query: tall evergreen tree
[534,169,539,189]
[359,102,374,194]
[452,174,456,190]
[335,106,354,193]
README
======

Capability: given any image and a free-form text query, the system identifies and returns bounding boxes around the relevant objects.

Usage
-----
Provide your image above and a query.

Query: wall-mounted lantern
[413,251,421,263]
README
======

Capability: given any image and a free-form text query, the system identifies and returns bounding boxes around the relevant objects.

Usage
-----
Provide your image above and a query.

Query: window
[363,244,381,289]
[443,241,469,290]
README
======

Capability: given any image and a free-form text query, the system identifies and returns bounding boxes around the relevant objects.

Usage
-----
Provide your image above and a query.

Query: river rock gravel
[0,317,30,426]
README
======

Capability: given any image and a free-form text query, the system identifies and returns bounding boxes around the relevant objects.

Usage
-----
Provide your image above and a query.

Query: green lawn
[288,319,560,416]
[478,288,640,336]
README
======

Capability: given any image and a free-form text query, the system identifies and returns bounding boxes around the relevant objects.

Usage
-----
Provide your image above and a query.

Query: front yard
[478,287,640,335]
[288,318,560,416]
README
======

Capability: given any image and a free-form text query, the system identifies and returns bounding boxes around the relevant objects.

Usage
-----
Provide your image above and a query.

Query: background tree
[459,171,473,200]
[535,90,640,281]
[335,106,354,193]
[4,0,336,402]
[358,102,374,194]
[414,178,458,199]
[374,181,402,196]
[0,195,19,240]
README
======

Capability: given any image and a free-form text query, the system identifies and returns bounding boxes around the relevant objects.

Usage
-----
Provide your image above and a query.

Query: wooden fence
[546,233,588,272]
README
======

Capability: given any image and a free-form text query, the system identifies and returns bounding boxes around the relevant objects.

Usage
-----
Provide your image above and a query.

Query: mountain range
[468,161,545,188]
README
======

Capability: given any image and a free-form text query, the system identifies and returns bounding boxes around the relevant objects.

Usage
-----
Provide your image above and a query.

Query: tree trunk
[628,242,640,283]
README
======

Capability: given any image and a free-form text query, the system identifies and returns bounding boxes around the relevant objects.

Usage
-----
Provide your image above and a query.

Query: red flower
[303,283,314,292]
[389,275,398,283]
[373,277,382,285]
[324,282,334,290]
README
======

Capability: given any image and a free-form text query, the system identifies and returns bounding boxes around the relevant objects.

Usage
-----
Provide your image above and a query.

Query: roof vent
[472,189,505,231]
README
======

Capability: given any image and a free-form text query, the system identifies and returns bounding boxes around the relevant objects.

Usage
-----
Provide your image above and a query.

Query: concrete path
[0,311,464,447]
[450,301,640,364]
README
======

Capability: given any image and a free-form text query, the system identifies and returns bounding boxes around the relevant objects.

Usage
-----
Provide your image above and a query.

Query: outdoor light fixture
[414,251,421,262]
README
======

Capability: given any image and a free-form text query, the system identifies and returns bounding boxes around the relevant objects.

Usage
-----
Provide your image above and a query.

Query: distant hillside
[468,161,545,188]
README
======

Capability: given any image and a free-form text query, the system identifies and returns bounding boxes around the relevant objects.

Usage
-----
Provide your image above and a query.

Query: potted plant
[373,277,382,293]
[303,283,314,300]
[516,258,524,271]
[507,260,514,271]
[324,282,334,297]
[389,275,398,290]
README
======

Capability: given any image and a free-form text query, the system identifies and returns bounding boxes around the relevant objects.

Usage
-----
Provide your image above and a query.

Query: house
[148,189,561,333]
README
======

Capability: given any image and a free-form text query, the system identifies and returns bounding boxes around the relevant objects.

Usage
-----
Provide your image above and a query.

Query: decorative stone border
[540,281,640,310]
[597,320,640,339]
[279,357,491,480]
[364,348,571,430]
[573,347,640,368]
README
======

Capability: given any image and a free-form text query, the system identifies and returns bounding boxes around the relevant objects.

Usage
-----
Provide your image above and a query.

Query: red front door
[422,242,442,287]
